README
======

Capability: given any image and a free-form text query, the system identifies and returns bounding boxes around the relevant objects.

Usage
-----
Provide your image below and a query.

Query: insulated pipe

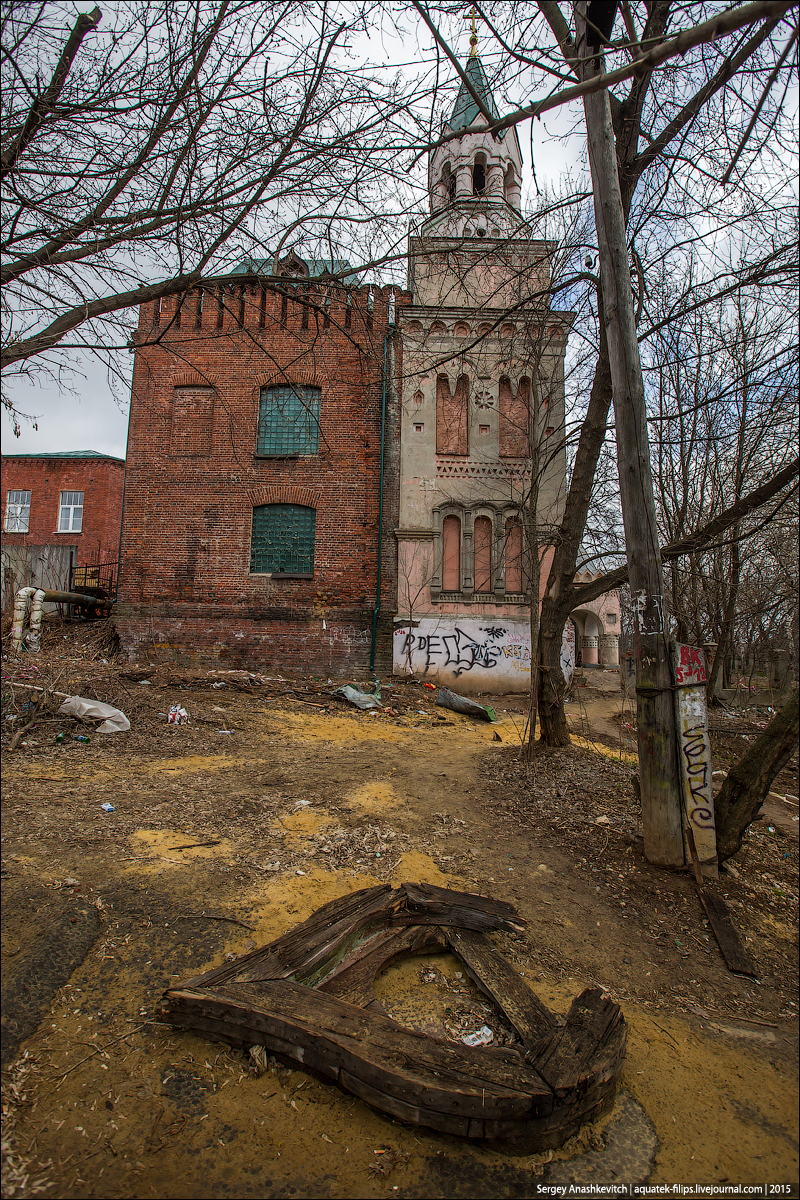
[10,586,103,653]
[26,589,47,652]
[10,586,37,652]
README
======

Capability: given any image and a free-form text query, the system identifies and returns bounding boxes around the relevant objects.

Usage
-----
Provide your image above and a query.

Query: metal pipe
[11,587,38,652]
[370,322,393,673]
[10,586,104,653]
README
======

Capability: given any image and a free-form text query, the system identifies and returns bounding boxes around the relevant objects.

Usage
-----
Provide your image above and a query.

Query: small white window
[5,490,31,532]
[59,490,84,532]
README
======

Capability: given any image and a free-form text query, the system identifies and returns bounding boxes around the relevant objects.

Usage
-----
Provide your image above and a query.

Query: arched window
[504,163,515,202]
[504,517,524,594]
[436,374,469,455]
[474,516,493,593]
[442,515,461,592]
[499,377,530,458]
[473,155,486,196]
[442,162,455,202]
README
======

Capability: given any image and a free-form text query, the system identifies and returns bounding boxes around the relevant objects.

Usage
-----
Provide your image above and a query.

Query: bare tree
[0,1,429,392]
[439,1,800,753]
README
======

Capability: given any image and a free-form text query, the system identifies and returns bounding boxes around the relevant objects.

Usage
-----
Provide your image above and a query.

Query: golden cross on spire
[464,4,480,57]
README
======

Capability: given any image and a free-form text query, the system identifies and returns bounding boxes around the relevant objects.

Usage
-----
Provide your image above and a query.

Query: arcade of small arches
[404,317,566,342]
[433,152,521,213]
[570,606,620,668]
[430,503,527,602]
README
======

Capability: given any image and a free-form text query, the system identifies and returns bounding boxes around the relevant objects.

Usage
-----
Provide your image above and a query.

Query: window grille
[59,491,84,533]
[257,385,321,455]
[250,504,315,574]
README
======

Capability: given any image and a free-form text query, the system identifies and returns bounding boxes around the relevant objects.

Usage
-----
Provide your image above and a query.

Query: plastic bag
[57,695,130,734]
[435,688,496,722]
[332,685,382,710]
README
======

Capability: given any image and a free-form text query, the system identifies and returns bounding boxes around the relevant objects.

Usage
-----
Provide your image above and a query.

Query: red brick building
[114,272,411,672]
[2,452,125,610]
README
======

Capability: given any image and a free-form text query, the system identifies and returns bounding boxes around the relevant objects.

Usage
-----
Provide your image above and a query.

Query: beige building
[393,53,618,690]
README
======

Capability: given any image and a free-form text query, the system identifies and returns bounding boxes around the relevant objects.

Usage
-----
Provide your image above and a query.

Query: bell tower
[394,35,576,691]
[425,52,523,240]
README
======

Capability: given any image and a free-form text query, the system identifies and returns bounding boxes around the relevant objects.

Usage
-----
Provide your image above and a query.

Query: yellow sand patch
[389,849,462,888]
[344,780,398,814]
[756,912,796,940]
[571,735,637,764]
[276,808,333,836]
[143,755,239,774]
[266,711,405,745]
[127,828,236,870]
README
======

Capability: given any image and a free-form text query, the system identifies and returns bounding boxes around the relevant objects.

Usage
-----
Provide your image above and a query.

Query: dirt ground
[1,621,798,1200]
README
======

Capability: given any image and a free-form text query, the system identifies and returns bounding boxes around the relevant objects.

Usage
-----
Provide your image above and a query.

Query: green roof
[449,56,499,132]
[2,451,125,462]
[234,257,353,279]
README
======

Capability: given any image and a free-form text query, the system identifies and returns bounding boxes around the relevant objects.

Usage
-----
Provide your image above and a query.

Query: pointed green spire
[448,56,499,132]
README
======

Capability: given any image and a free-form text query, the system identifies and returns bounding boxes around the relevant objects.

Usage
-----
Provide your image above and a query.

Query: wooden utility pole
[576,4,684,866]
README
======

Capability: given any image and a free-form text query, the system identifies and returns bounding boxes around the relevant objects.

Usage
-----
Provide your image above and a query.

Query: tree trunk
[715,688,799,861]
[538,604,571,746]
[581,27,683,866]
[536,324,613,747]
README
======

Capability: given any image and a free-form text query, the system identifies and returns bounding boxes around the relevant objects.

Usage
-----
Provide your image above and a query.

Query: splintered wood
[157,882,627,1146]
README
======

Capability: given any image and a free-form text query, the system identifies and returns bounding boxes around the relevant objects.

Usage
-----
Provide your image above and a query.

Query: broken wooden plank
[444,926,557,1046]
[160,983,552,1121]
[318,925,447,1007]
[159,883,627,1146]
[686,827,756,976]
[525,989,627,1096]
[399,882,526,933]
[697,890,757,976]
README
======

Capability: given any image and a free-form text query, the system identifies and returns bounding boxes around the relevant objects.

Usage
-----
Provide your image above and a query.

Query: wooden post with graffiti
[670,643,719,880]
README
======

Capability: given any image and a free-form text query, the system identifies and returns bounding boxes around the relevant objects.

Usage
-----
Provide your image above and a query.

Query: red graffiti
[675,644,706,684]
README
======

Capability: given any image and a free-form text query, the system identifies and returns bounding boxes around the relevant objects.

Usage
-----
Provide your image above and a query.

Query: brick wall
[1,455,125,564]
[116,281,410,673]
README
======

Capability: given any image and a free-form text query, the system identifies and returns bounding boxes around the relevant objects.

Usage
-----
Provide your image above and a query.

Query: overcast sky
[1,10,582,461]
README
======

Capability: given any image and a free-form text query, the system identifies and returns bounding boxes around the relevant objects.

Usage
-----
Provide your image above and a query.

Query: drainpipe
[369,311,394,673]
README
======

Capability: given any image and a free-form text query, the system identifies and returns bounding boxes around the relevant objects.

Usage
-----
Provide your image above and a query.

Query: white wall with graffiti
[393,616,575,693]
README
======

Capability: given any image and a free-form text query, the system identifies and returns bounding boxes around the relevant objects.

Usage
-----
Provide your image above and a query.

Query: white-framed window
[5,490,31,532]
[58,491,84,532]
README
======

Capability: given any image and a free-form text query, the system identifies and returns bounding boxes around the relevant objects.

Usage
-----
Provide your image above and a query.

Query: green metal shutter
[250,505,315,574]
[257,386,321,455]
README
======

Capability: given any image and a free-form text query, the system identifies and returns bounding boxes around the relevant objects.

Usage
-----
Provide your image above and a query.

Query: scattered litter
[57,695,130,733]
[423,682,436,690]
[100,803,115,813]
[594,815,611,826]
[296,869,306,876]
[168,704,190,725]
[461,1025,493,1047]
[63,877,80,888]
[294,800,312,810]
[333,685,382,710]
[435,688,496,722]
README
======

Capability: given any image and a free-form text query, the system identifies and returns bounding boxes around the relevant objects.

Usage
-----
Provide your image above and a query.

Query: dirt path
[1,650,798,1199]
